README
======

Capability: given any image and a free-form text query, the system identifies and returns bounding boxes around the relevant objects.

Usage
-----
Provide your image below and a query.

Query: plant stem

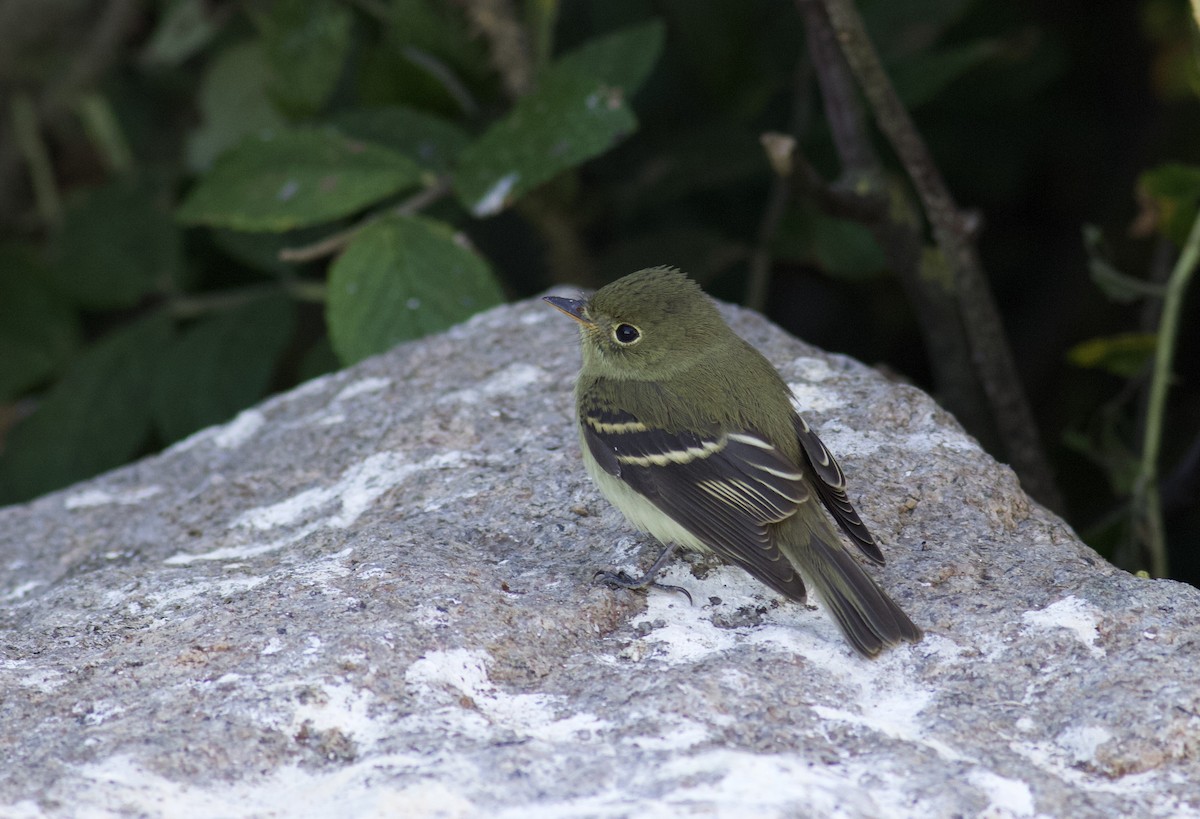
[819,0,1063,512]
[1134,207,1200,577]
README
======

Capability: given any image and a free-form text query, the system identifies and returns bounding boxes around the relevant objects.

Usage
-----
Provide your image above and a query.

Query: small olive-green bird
[544,266,922,657]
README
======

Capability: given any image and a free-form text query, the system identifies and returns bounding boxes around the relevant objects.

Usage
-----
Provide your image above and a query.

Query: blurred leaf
[551,20,665,92]
[152,296,296,443]
[454,22,665,216]
[141,0,219,67]
[327,215,503,364]
[0,244,80,400]
[891,39,1002,109]
[358,0,491,116]
[385,0,491,84]
[1137,163,1200,246]
[177,128,425,231]
[53,179,181,308]
[332,106,470,175]
[0,316,172,504]
[1082,224,1165,303]
[772,204,886,280]
[661,2,796,117]
[1068,332,1158,378]
[186,41,285,172]
[255,0,352,118]
[455,73,637,216]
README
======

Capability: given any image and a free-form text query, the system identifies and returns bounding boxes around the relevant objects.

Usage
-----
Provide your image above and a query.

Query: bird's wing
[792,414,884,565]
[580,403,810,601]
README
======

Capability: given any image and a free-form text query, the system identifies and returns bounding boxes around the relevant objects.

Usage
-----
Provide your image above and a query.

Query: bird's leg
[594,541,693,605]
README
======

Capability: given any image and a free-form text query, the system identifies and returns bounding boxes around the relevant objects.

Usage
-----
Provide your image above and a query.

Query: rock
[2,293,1198,818]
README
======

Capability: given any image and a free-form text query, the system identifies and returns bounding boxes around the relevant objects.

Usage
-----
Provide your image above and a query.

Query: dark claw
[593,569,693,605]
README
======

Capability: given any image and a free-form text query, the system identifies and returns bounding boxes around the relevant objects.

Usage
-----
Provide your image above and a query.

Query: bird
[544,266,922,657]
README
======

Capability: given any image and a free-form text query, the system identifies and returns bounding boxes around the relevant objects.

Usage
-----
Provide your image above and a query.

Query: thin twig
[794,0,1001,454]
[1133,207,1200,577]
[818,0,1063,512]
[167,280,327,319]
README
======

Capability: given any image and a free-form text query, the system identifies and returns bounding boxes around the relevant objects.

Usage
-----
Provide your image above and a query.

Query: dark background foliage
[0,0,1197,584]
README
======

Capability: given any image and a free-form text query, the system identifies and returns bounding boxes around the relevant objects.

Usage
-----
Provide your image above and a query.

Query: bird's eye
[613,323,641,345]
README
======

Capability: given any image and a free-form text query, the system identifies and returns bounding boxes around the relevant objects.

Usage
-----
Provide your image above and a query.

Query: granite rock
[1,293,1198,818]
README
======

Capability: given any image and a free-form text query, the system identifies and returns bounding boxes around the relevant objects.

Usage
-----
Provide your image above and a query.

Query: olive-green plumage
[544,266,922,657]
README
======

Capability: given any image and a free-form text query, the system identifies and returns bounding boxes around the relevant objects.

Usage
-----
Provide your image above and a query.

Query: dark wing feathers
[792,414,884,565]
[581,405,810,600]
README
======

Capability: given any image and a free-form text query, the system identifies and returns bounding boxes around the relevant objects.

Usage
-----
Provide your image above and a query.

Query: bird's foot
[593,569,693,605]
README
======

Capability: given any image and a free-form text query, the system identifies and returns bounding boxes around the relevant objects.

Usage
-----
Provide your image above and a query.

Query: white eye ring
[613,323,641,345]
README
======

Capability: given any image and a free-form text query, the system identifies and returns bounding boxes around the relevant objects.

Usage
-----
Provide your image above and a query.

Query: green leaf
[1138,163,1200,246]
[332,106,470,175]
[356,1,491,115]
[140,0,220,68]
[0,244,80,400]
[550,20,665,94]
[1068,332,1158,378]
[152,296,296,443]
[53,179,181,308]
[0,316,172,504]
[384,0,491,84]
[327,215,504,364]
[453,21,666,216]
[255,0,353,118]
[771,204,886,280]
[186,41,286,173]
[177,128,425,231]
[1082,224,1165,304]
[454,72,637,216]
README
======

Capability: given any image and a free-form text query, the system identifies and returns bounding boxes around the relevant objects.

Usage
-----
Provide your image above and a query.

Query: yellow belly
[581,434,715,556]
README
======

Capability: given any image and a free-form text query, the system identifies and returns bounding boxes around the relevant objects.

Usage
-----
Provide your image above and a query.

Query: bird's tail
[789,532,922,657]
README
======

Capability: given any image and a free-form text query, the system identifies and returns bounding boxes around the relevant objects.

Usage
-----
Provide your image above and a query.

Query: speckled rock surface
[2,293,1198,818]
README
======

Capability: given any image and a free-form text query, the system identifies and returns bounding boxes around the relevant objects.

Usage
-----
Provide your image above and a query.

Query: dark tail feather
[794,533,922,657]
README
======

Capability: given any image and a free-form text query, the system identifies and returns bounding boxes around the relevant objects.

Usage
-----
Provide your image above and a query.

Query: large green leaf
[551,20,665,94]
[327,215,504,364]
[0,316,172,504]
[453,22,665,216]
[152,296,297,443]
[53,179,181,308]
[454,72,636,216]
[256,0,352,117]
[332,106,470,175]
[141,0,220,68]
[177,128,425,231]
[186,41,285,173]
[0,244,80,400]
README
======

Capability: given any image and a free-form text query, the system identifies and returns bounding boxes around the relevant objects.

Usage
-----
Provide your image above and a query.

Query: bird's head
[544,267,729,381]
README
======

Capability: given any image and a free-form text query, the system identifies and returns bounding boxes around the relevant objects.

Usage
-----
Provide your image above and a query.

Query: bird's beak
[542,296,594,326]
